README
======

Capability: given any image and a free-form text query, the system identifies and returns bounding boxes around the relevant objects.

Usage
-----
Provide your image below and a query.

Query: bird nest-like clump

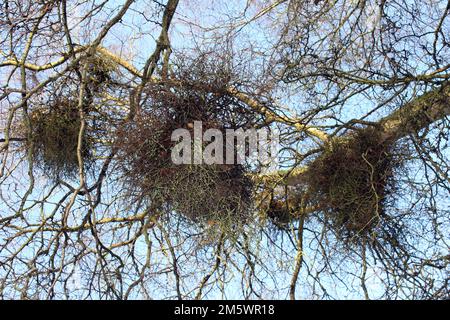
[28,98,95,179]
[19,54,117,179]
[116,74,257,226]
[305,127,403,244]
[85,54,118,92]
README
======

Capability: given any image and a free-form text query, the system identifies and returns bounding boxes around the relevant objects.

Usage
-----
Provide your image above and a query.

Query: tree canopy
[0,0,449,299]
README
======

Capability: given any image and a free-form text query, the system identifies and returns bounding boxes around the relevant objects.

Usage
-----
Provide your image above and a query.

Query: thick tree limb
[380,83,450,140]
[263,82,450,186]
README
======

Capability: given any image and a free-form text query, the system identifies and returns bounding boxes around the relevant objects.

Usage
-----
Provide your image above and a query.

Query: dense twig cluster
[306,127,404,244]
[116,68,256,225]
[23,54,117,179]
[28,98,94,179]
